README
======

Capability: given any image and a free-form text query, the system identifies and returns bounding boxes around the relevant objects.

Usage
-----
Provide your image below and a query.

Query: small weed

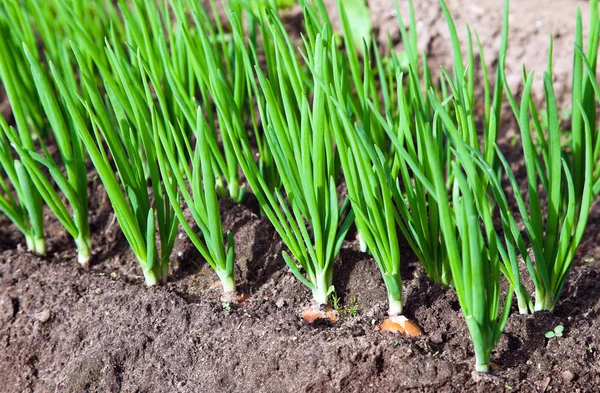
[331,293,360,318]
[545,325,564,339]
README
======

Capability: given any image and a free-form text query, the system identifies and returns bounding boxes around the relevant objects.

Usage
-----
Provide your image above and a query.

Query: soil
[2,0,600,392]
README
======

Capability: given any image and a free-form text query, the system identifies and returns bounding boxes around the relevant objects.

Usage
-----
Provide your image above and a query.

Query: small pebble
[562,370,575,382]
[35,309,51,323]
[276,298,287,308]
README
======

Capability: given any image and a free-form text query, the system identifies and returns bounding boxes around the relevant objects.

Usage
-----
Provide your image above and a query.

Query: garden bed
[1,0,600,392]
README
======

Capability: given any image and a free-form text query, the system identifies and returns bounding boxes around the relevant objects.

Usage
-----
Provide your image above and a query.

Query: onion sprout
[58,43,178,286]
[225,10,354,306]
[0,10,45,255]
[155,109,237,297]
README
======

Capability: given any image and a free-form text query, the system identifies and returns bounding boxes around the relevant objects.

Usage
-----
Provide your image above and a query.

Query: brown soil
[371,0,590,108]
[2,1,600,392]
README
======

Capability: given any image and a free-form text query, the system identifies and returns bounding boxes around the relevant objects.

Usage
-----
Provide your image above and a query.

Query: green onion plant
[425,94,514,372]
[437,155,512,373]
[500,67,593,312]
[0,0,125,259]
[224,11,353,306]
[6,46,91,265]
[0,8,45,254]
[56,42,179,285]
[0,121,44,253]
[330,95,405,316]
[155,108,238,297]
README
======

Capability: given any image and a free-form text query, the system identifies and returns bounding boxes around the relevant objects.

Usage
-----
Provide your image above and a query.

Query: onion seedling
[0,121,44,253]
[55,44,179,286]
[0,14,45,255]
[155,109,237,298]
[421,95,513,372]
[114,1,238,291]
[328,80,421,335]
[331,98,404,318]
[223,13,353,311]
[5,46,91,265]
[439,159,513,373]
[500,69,593,312]
[119,1,244,294]
[0,0,124,258]
[370,69,452,287]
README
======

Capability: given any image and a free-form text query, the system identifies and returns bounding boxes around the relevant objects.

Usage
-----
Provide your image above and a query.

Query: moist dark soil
[2,0,600,392]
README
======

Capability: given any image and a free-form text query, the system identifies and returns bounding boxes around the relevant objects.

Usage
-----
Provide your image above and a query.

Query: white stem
[312,273,330,305]
[25,234,34,253]
[358,232,368,253]
[221,275,237,294]
[534,288,545,312]
[388,295,403,316]
[516,290,529,315]
[143,269,160,287]
[75,236,91,267]
[32,236,46,256]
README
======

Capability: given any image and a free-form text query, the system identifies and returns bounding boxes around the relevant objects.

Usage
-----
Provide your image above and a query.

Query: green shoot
[500,68,593,312]
[331,102,405,316]
[55,42,179,286]
[544,325,564,339]
[6,45,91,265]
[0,0,126,259]
[224,12,353,306]
[155,108,237,297]
[422,98,513,372]
[370,69,452,287]
[331,293,360,318]
[0,8,45,254]
[0,122,44,253]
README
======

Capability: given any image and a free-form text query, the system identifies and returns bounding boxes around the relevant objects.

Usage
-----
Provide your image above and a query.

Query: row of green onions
[0,0,598,372]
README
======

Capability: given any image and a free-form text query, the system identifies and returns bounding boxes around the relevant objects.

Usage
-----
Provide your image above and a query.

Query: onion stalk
[56,43,178,286]
[155,109,237,298]
[224,9,354,308]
